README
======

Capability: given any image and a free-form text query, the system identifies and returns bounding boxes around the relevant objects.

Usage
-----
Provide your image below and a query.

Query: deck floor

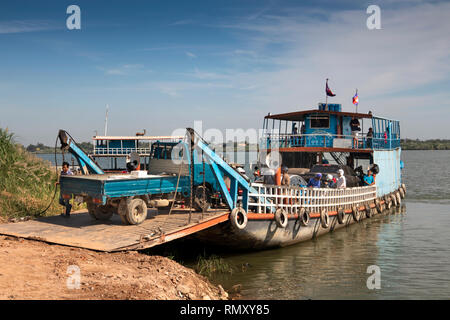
[0,208,229,252]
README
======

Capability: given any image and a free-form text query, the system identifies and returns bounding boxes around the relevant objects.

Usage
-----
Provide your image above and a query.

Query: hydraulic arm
[58,130,104,175]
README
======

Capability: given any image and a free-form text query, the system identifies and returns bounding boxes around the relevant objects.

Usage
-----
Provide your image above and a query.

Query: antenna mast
[104,104,109,136]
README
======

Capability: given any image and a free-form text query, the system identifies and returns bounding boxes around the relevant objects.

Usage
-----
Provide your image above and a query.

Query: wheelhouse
[261,103,401,171]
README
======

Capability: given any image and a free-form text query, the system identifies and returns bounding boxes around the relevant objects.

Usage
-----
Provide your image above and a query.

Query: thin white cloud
[185,51,197,58]
[0,20,58,34]
[99,64,147,76]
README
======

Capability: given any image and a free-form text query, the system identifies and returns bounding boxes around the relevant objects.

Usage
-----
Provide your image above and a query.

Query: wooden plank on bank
[0,208,229,252]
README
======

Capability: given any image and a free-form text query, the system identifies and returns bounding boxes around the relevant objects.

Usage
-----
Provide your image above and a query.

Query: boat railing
[261,132,400,150]
[92,147,152,156]
[248,183,377,214]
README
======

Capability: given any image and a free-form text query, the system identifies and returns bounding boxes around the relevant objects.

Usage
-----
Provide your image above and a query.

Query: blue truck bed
[60,173,190,204]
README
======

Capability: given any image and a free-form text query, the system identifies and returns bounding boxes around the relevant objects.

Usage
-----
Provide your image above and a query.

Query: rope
[148,132,188,235]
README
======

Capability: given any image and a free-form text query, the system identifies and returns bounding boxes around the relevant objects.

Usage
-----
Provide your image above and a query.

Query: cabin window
[151,145,174,160]
[310,115,329,129]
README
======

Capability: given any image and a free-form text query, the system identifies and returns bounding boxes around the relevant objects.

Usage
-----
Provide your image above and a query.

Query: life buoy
[365,204,372,218]
[375,199,383,214]
[337,207,345,224]
[230,207,248,230]
[300,208,309,226]
[275,208,288,228]
[352,206,360,222]
[320,209,330,228]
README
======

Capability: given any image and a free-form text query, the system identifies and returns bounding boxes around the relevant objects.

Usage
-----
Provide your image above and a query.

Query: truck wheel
[87,201,97,220]
[194,186,211,212]
[118,199,130,224]
[87,202,113,221]
[126,198,148,225]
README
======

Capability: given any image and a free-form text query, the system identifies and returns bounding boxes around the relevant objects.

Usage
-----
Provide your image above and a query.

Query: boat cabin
[261,103,401,170]
[90,135,183,171]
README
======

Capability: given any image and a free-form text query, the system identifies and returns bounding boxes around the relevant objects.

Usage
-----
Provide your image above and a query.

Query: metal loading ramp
[0,209,229,252]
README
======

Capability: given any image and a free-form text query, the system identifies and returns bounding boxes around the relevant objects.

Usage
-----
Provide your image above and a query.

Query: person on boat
[362,169,375,186]
[253,166,261,181]
[307,173,321,188]
[126,155,138,172]
[281,166,290,186]
[263,168,276,185]
[323,174,336,188]
[336,169,346,189]
[350,117,361,148]
[57,162,73,218]
[366,127,373,148]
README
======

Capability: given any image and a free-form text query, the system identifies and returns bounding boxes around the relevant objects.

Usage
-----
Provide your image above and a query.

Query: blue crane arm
[58,130,104,175]
[189,129,264,212]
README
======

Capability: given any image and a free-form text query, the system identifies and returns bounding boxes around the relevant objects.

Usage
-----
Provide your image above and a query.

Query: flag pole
[355,89,358,113]
[325,78,328,111]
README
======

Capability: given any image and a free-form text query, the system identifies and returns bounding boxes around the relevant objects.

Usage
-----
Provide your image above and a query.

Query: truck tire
[87,202,113,221]
[125,198,148,225]
[194,186,211,212]
[87,201,97,220]
[118,199,130,224]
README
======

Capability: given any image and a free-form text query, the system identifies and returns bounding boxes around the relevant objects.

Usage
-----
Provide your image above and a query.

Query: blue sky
[1,0,449,145]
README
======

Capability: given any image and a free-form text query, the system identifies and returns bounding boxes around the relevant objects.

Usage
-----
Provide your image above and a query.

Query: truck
[58,129,252,225]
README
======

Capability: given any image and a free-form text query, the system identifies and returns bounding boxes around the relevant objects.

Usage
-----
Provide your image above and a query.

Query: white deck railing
[249,184,377,214]
[92,147,152,155]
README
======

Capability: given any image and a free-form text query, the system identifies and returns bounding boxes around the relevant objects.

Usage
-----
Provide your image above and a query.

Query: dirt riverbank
[0,235,229,300]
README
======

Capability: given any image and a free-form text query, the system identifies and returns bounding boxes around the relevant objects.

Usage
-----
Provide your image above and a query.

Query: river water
[37,150,450,299]
[206,150,450,299]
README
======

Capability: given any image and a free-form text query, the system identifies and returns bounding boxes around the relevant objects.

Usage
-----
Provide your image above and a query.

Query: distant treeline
[25,142,94,154]
[22,139,450,153]
[401,139,450,150]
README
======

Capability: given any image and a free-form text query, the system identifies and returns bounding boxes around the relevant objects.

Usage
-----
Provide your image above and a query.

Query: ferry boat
[194,102,406,249]
[56,102,405,251]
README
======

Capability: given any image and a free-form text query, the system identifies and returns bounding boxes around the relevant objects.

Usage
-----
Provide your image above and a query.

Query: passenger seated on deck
[281,166,290,186]
[323,174,336,188]
[262,168,276,185]
[362,169,375,186]
[307,173,321,188]
[336,169,346,189]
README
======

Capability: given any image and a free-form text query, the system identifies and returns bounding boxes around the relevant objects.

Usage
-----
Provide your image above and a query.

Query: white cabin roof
[92,136,184,141]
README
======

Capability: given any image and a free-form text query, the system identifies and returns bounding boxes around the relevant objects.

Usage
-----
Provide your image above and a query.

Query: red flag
[326,79,336,97]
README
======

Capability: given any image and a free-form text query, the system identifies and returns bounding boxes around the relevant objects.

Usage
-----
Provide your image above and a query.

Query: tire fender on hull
[275,208,288,228]
[230,207,248,230]
[320,209,330,228]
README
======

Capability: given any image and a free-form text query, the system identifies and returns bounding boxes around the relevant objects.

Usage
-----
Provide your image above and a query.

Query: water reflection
[210,205,450,300]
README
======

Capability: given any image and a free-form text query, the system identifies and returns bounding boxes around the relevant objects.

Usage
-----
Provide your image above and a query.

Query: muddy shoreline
[0,235,230,300]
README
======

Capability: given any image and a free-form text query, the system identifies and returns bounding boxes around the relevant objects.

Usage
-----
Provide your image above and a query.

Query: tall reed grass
[0,128,62,219]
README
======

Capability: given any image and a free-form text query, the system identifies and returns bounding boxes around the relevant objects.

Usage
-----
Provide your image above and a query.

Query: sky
[0,0,449,145]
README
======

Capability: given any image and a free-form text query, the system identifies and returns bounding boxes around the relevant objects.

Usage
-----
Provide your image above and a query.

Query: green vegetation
[26,141,93,154]
[401,139,450,150]
[0,128,83,220]
[194,254,235,277]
